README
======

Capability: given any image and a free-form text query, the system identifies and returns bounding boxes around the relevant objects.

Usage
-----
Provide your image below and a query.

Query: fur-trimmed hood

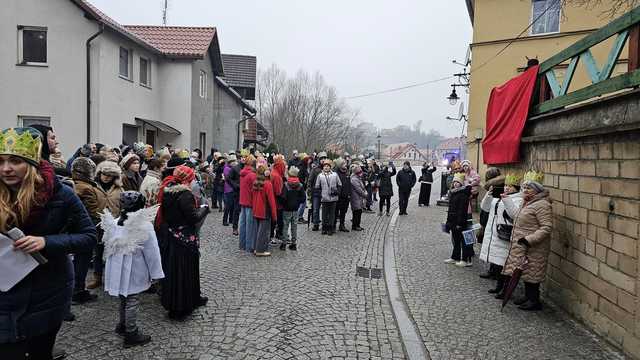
[96,160,123,186]
[163,183,192,194]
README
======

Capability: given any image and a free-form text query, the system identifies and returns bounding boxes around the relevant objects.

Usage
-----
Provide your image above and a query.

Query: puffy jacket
[239,166,257,207]
[446,185,471,230]
[252,180,277,220]
[282,178,305,212]
[0,172,96,343]
[480,191,523,266]
[503,191,553,284]
[396,168,417,191]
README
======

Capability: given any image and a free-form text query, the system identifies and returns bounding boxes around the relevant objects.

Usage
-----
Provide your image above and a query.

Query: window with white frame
[119,47,132,79]
[199,70,207,98]
[18,115,51,128]
[139,57,150,86]
[17,26,47,65]
[531,0,561,35]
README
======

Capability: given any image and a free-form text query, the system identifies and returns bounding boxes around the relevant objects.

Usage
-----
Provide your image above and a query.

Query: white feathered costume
[100,205,165,297]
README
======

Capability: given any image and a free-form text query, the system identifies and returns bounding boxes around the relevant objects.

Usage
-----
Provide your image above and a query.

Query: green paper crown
[523,170,544,184]
[0,128,42,165]
[504,173,522,186]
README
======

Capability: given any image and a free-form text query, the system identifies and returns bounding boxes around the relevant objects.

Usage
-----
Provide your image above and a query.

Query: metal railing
[532,6,640,115]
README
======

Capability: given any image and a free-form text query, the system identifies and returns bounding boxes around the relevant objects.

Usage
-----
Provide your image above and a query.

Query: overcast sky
[90,0,472,138]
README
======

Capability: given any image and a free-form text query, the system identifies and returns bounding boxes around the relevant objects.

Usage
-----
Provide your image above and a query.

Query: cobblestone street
[57,173,625,359]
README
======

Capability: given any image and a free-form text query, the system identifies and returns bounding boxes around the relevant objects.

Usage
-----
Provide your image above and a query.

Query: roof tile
[124,25,216,58]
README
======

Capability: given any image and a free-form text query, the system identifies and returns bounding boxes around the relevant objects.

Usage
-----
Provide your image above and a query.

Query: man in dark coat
[396,161,416,215]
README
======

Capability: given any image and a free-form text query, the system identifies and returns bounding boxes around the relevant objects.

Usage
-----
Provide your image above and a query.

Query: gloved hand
[517,238,530,248]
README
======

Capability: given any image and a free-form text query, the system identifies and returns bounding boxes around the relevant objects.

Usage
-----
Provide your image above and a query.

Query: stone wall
[497,91,640,358]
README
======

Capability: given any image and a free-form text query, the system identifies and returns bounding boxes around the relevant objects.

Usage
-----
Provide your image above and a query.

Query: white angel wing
[99,209,117,241]
[103,206,159,258]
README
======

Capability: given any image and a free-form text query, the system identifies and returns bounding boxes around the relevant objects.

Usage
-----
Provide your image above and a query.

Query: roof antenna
[162,0,168,26]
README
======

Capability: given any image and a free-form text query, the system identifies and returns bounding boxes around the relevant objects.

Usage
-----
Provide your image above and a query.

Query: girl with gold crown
[501,170,552,311]
[0,128,96,359]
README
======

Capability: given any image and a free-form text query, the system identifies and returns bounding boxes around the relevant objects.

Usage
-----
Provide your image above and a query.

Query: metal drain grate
[356,266,383,279]
[356,266,370,278]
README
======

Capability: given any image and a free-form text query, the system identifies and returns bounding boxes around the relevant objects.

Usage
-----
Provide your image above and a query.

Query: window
[19,115,50,127]
[199,132,206,151]
[531,0,561,35]
[199,70,207,98]
[18,26,47,65]
[119,47,132,79]
[139,57,150,86]
[122,124,139,145]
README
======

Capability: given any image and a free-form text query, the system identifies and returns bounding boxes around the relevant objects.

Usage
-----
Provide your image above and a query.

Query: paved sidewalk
[392,184,624,360]
[57,198,405,359]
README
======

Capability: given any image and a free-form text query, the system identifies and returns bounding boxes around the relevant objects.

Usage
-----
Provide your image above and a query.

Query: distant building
[384,143,428,163]
[434,136,466,165]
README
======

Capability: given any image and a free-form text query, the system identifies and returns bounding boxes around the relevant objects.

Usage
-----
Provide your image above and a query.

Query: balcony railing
[532,6,640,116]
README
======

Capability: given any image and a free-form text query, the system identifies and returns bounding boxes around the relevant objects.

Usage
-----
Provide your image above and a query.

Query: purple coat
[223,164,233,193]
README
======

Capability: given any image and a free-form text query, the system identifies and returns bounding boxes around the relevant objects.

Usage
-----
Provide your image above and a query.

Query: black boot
[488,275,506,294]
[339,224,349,232]
[279,242,287,251]
[115,323,126,336]
[312,224,319,231]
[124,329,151,348]
[197,296,208,307]
[72,290,98,304]
[288,243,297,251]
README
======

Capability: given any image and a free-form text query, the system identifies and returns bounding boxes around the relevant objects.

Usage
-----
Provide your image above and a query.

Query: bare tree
[563,0,640,18]
[256,64,362,155]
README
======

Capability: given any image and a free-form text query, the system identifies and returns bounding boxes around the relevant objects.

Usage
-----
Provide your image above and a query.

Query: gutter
[86,23,104,143]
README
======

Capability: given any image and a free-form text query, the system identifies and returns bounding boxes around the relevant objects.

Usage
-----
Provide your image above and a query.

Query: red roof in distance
[124,25,217,59]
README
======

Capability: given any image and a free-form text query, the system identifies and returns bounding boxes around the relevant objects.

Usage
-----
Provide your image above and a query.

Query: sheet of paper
[0,234,38,292]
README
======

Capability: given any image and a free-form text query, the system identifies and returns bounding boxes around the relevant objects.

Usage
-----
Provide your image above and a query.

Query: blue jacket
[0,179,96,343]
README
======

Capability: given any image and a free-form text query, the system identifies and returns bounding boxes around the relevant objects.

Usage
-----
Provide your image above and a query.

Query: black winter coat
[378,167,397,197]
[446,186,471,230]
[336,169,351,200]
[282,181,306,212]
[227,164,241,193]
[308,167,322,197]
[0,179,96,343]
[160,184,209,229]
[420,166,436,183]
[396,168,417,192]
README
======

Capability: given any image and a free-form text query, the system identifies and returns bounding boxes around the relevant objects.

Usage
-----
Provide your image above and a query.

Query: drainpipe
[86,24,104,144]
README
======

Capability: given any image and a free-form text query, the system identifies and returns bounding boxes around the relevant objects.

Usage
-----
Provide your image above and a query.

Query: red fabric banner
[482,65,539,165]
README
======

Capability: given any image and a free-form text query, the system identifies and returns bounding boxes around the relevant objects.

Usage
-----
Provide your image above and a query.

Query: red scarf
[22,161,55,231]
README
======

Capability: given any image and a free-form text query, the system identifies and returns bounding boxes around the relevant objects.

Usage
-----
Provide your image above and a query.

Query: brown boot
[86,273,102,289]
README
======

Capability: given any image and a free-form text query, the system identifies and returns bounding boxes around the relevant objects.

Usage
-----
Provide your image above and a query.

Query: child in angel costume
[100,191,164,348]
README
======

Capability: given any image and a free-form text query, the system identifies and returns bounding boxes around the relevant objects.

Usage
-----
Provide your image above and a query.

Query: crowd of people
[0,124,553,360]
[442,160,552,312]
[0,124,443,359]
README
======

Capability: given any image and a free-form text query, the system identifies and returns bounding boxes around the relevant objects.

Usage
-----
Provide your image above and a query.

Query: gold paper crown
[453,172,465,184]
[523,170,544,183]
[0,128,42,165]
[504,173,522,187]
[240,148,250,157]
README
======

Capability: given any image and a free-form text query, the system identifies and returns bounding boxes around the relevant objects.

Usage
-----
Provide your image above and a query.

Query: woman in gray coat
[314,159,342,235]
[350,165,368,231]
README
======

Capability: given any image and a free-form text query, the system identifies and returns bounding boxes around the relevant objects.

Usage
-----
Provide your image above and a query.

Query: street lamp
[377,132,382,160]
[447,87,459,105]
